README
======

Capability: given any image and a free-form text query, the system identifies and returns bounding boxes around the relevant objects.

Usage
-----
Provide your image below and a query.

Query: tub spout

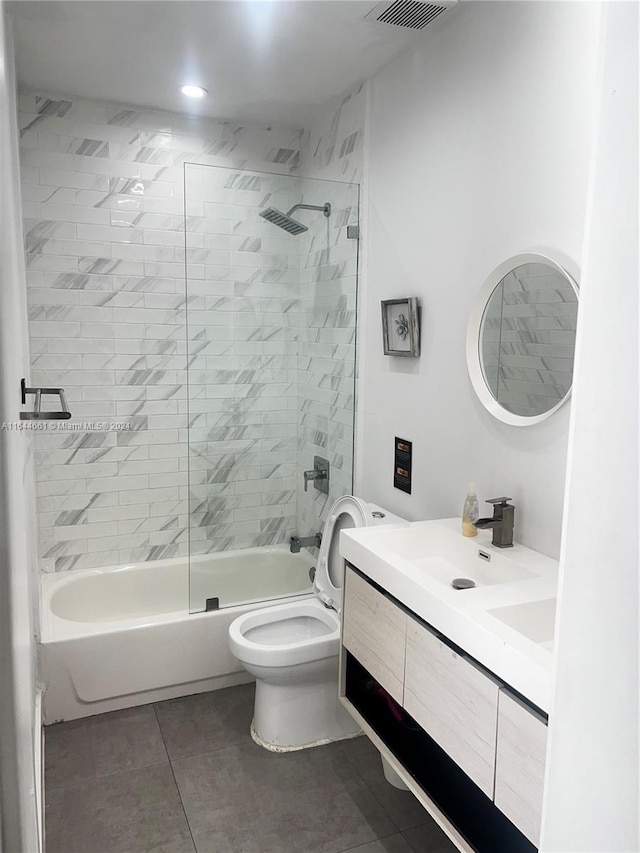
[290,533,322,553]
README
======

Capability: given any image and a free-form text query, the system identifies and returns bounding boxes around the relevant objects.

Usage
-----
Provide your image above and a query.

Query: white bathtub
[40,545,314,723]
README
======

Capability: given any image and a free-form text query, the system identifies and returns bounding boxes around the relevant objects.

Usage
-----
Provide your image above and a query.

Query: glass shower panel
[184,164,359,613]
[295,175,360,546]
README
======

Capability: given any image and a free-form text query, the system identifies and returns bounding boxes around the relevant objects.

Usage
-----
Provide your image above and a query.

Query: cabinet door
[404,618,499,797]
[342,567,407,703]
[494,689,547,847]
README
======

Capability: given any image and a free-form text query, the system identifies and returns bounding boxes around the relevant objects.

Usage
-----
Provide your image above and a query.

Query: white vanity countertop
[340,518,558,713]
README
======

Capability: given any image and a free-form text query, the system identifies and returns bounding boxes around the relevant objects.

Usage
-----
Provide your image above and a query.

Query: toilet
[228,495,405,751]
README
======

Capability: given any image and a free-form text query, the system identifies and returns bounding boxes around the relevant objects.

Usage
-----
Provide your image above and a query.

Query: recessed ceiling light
[180,85,208,99]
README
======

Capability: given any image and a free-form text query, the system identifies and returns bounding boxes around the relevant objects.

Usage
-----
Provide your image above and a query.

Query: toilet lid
[314,495,369,612]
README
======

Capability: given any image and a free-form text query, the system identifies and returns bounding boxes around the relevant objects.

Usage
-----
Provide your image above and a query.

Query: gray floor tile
[402,822,459,853]
[172,739,397,853]
[338,737,428,831]
[45,704,169,789]
[154,683,255,760]
[338,834,413,852]
[45,764,195,853]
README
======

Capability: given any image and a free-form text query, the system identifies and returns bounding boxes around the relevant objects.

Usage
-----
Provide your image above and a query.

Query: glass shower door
[294,174,360,550]
[184,163,359,612]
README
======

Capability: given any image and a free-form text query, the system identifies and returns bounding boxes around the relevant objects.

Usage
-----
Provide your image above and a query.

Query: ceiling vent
[364,0,457,30]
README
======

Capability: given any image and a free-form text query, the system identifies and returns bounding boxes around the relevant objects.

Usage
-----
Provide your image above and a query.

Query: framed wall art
[381,297,420,357]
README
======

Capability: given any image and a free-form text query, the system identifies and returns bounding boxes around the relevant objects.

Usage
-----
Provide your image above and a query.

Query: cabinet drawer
[342,568,407,703]
[404,618,499,797]
[495,689,547,846]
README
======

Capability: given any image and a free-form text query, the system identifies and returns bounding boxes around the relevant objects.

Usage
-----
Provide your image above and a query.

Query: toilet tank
[364,503,408,528]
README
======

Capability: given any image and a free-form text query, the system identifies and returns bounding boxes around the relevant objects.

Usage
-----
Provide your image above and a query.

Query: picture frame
[381,298,420,357]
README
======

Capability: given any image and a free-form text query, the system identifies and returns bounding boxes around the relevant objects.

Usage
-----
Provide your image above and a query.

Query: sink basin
[367,523,538,588]
[487,598,557,644]
[417,556,536,588]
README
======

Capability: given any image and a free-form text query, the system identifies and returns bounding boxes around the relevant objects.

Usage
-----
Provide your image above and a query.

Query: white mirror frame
[466,252,579,427]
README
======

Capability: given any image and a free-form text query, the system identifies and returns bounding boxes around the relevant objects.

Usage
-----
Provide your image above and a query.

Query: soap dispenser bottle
[462,483,479,537]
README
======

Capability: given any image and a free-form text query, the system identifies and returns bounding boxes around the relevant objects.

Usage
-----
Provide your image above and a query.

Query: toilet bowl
[228,495,405,751]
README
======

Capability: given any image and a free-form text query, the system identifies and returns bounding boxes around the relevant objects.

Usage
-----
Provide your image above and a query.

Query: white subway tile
[110,243,153,261]
[76,224,143,243]
[119,486,180,505]
[28,288,79,306]
[72,121,141,144]
[38,168,110,191]
[21,149,75,170]
[82,386,144,402]
[41,203,111,225]
[73,155,160,181]
[80,322,145,339]
[87,504,150,523]
[142,228,183,247]
[86,474,149,492]
[53,521,118,541]
[30,321,81,338]
[47,338,115,354]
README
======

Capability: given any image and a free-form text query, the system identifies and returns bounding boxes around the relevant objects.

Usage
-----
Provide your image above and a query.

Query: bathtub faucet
[290,533,322,553]
[303,456,330,495]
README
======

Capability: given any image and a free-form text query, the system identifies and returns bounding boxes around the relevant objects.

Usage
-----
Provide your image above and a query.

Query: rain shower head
[260,207,308,235]
[259,202,331,235]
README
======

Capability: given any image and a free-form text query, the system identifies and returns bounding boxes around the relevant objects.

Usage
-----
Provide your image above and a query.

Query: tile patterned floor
[44,684,458,853]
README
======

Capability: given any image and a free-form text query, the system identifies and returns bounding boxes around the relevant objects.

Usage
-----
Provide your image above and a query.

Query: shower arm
[286,202,331,217]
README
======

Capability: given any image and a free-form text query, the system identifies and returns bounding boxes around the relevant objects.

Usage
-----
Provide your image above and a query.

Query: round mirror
[466,253,579,426]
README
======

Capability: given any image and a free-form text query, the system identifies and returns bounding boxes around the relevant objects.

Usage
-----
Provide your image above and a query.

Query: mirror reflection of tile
[481,263,578,417]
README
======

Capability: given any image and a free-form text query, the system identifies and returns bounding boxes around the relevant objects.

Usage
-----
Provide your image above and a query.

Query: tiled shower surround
[18,86,365,574]
[183,165,358,562]
[296,83,366,540]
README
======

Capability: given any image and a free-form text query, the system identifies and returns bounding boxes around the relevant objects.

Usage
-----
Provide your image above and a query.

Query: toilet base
[251,667,361,751]
[250,719,361,753]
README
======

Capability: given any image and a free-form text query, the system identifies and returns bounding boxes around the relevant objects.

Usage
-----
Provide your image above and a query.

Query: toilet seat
[313,495,369,613]
[228,496,405,669]
[228,598,340,668]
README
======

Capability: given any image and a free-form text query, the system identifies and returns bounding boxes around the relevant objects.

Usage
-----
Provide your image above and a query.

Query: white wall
[0,7,41,852]
[541,2,639,849]
[361,1,601,558]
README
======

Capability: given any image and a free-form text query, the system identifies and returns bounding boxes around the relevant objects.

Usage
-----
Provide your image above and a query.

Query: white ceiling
[9,1,425,126]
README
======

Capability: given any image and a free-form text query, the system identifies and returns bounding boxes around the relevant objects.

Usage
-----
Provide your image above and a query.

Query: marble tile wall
[299,81,367,183]
[183,164,301,559]
[19,92,301,571]
[295,177,359,538]
[296,82,366,535]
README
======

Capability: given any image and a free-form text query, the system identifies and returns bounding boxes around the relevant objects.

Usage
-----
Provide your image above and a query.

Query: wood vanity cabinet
[494,689,548,847]
[342,567,406,703]
[404,619,499,798]
[341,564,548,852]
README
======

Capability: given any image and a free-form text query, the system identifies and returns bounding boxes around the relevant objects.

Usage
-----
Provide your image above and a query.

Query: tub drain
[451,578,476,590]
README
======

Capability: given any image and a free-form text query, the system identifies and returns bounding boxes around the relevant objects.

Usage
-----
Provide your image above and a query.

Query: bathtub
[40,545,314,723]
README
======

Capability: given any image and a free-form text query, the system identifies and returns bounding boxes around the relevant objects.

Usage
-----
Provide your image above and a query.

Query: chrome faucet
[474,497,515,548]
